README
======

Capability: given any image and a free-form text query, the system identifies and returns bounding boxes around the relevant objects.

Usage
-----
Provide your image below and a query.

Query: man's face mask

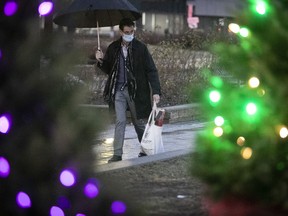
[121,26,134,42]
[122,33,134,42]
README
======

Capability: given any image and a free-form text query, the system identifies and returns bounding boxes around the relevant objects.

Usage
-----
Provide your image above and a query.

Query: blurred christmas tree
[0,1,140,215]
[190,0,288,215]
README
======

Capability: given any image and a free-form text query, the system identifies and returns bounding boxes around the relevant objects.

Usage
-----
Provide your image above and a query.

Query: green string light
[254,0,268,15]
[239,27,249,37]
[214,116,224,126]
[209,90,221,103]
[246,102,257,115]
[210,76,223,88]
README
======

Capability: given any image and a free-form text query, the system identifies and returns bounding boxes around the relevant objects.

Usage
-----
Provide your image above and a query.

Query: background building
[130,0,245,35]
[48,0,245,37]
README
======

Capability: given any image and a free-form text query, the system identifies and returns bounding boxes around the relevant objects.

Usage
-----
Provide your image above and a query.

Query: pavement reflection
[93,121,205,165]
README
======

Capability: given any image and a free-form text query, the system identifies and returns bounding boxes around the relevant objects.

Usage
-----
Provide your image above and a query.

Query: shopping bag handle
[152,101,157,111]
[146,102,157,125]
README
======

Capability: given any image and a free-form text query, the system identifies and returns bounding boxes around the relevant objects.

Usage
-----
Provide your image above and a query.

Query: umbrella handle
[97,20,100,50]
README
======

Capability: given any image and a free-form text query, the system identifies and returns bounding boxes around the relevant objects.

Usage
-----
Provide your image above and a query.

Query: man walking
[96,18,161,163]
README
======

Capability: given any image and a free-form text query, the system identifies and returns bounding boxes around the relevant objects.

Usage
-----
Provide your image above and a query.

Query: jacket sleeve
[143,45,161,95]
[97,44,113,75]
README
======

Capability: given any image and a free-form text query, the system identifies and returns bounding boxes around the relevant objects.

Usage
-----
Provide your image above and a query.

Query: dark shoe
[108,155,122,163]
[138,152,147,157]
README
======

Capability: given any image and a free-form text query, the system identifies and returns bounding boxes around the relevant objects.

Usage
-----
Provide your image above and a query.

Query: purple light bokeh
[76,214,86,216]
[111,200,127,214]
[38,1,53,16]
[60,169,76,187]
[0,115,11,134]
[0,157,10,178]
[57,196,70,209]
[16,192,32,208]
[50,206,65,216]
[84,180,99,198]
[0,49,2,59]
[4,1,18,16]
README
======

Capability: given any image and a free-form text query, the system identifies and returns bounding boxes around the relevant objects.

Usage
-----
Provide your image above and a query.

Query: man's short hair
[119,18,135,30]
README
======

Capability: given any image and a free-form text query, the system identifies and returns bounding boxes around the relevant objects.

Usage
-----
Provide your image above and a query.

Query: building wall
[189,0,245,17]
[65,0,244,37]
[142,12,185,35]
[130,0,187,35]
[132,0,244,35]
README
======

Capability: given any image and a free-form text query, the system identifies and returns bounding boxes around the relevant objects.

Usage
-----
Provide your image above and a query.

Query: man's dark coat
[98,38,161,119]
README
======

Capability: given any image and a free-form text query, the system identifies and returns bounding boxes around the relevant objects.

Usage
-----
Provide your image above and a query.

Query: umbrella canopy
[53,0,142,28]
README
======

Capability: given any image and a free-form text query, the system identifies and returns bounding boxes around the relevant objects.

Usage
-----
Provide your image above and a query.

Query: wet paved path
[93,121,205,165]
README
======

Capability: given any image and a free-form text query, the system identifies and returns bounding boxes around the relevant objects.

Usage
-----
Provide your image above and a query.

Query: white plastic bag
[141,102,165,155]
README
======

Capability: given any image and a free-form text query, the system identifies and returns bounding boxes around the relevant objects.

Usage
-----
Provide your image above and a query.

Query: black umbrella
[53,0,141,49]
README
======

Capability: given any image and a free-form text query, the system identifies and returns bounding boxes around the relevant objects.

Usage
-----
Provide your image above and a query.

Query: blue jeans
[113,87,146,156]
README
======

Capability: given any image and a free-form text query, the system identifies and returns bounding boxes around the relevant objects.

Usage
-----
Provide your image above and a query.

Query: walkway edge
[95,149,191,173]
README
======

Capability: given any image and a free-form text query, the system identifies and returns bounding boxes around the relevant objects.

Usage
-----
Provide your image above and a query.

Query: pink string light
[59,169,76,187]
[38,1,53,16]
[4,1,18,16]
[84,179,99,198]
[16,192,32,208]
[0,157,10,178]
[0,115,11,134]
[50,206,64,216]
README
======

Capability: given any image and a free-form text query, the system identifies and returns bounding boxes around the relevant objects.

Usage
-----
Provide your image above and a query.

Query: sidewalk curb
[95,149,191,173]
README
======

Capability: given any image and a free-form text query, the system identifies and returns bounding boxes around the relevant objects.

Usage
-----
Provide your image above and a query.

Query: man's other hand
[153,94,160,104]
